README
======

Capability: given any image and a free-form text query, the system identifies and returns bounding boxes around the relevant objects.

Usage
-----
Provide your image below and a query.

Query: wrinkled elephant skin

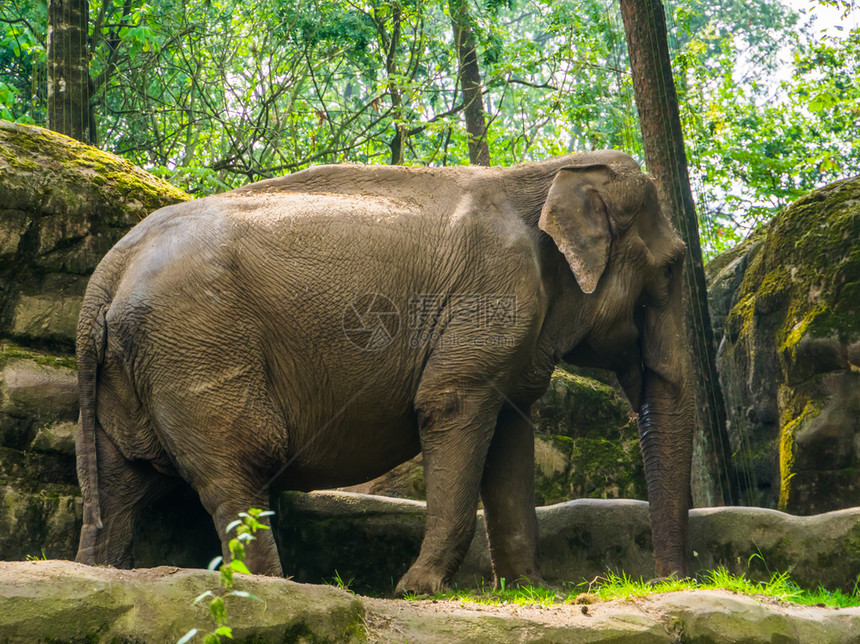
[74,152,694,595]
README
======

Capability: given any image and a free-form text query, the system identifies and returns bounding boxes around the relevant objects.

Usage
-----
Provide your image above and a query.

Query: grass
[405,567,860,609]
[328,570,355,592]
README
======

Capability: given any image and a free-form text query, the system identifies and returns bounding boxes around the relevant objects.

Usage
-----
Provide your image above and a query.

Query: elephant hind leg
[75,423,177,568]
[481,408,543,588]
[154,389,287,577]
[197,483,282,577]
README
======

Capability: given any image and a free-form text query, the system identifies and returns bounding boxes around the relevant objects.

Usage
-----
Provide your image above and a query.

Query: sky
[787,0,858,38]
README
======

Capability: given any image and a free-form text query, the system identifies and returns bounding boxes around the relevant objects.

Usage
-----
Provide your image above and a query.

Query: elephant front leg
[481,407,543,588]
[395,387,500,597]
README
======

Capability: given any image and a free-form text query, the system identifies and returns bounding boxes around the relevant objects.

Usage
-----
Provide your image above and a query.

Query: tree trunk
[47,0,92,144]
[382,3,405,165]
[449,0,490,166]
[619,0,737,506]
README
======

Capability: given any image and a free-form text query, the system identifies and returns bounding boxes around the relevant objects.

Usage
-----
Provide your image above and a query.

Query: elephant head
[540,158,695,578]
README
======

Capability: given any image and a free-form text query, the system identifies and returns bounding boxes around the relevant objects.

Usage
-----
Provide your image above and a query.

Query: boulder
[276,491,860,595]
[531,367,644,505]
[364,591,860,644]
[0,561,365,643]
[2,561,858,643]
[0,121,189,349]
[710,176,860,513]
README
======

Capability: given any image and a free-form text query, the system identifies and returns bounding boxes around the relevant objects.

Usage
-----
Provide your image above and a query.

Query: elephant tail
[75,289,110,538]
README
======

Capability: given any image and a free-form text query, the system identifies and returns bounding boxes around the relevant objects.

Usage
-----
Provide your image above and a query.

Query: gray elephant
[75,150,694,595]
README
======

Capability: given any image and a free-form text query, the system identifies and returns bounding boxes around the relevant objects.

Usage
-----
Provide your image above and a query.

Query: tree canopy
[2,0,857,256]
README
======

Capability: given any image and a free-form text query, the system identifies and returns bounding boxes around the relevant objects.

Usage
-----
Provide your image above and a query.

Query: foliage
[1,0,858,254]
[411,566,860,609]
[674,0,860,256]
[178,508,273,644]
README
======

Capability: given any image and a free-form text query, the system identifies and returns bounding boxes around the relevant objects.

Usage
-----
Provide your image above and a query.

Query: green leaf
[208,556,223,572]
[220,565,234,589]
[228,538,244,560]
[215,626,233,638]
[228,590,264,602]
[209,596,227,626]
[229,559,252,575]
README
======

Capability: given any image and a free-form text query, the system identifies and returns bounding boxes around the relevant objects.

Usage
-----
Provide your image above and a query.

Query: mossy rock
[0,120,190,349]
[531,367,644,505]
[0,483,81,561]
[0,120,188,226]
[0,122,199,567]
[715,175,860,514]
[0,561,367,643]
[0,342,79,451]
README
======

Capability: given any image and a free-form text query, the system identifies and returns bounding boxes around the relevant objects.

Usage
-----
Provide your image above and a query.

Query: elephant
[74,150,695,595]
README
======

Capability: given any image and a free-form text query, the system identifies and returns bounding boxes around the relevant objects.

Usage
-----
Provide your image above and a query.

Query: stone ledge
[277,492,860,594]
[0,560,365,643]
[1,561,858,643]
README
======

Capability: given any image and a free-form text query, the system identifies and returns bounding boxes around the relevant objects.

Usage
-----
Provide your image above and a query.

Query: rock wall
[708,176,860,513]
[0,121,191,561]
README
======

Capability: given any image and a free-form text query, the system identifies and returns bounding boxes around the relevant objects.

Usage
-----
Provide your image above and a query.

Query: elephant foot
[394,565,448,598]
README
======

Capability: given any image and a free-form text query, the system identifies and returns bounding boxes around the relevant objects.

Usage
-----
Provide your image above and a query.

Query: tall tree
[619,0,737,506]
[46,0,90,142]
[449,0,490,166]
[373,1,406,165]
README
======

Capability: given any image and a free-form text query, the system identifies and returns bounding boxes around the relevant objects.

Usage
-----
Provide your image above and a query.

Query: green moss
[569,437,644,499]
[0,120,191,223]
[66,142,190,221]
[724,292,755,343]
[737,176,860,360]
[778,399,824,511]
[846,522,860,560]
[0,341,76,370]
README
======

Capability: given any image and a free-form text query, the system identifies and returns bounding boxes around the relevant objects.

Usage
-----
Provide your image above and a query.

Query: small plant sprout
[177,508,273,644]
[329,570,354,592]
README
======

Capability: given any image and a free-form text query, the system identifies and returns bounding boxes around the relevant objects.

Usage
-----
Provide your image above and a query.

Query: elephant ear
[538,164,615,294]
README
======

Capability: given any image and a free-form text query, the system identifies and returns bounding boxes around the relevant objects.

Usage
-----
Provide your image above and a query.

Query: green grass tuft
[407,568,860,609]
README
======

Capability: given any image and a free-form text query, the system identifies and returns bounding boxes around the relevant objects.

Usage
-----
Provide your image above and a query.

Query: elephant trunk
[634,255,696,578]
[637,371,694,578]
